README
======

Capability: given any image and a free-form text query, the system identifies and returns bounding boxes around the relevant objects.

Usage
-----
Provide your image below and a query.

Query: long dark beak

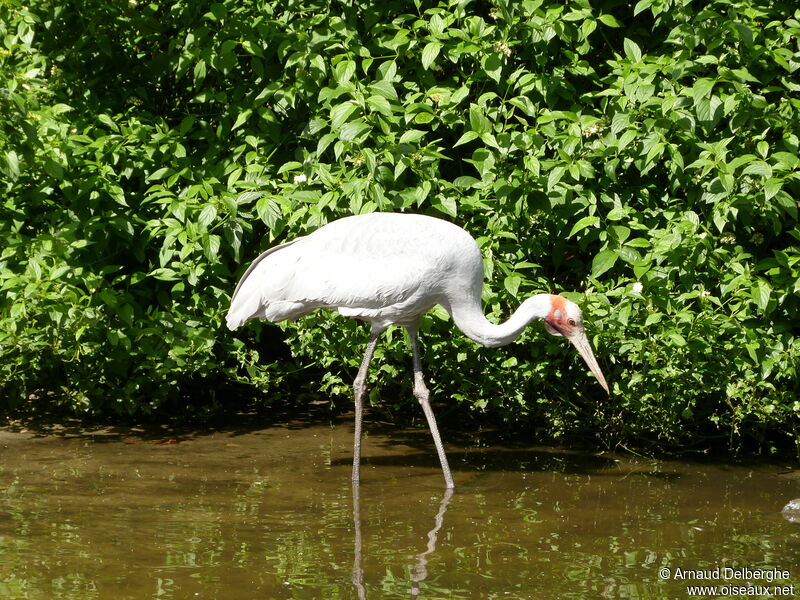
[567,330,609,393]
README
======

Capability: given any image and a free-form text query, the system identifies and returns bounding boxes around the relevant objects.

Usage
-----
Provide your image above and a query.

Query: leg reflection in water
[352,482,366,600]
[410,487,453,597]
[351,483,454,599]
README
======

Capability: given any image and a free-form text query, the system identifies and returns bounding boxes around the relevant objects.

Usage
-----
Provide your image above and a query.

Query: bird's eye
[568,318,576,326]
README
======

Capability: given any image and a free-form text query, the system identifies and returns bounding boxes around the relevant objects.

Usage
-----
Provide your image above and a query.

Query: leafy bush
[1,0,798,453]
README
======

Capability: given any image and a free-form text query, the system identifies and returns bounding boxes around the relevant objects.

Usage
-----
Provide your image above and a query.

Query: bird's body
[227,213,482,331]
[228,212,608,488]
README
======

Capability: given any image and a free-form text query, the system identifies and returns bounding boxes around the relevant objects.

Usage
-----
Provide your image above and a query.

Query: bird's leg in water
[408,327,455,489]
[351,482,366,600]
[352,328,382,485]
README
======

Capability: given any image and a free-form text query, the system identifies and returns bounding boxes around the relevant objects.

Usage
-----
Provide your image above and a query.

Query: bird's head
[543,295,609,394]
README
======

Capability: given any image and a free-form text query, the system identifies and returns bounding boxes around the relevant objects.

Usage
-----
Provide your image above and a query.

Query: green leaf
[334,60,356,84]
[3,150,20,179]
[547,165,566,191]
[317,133,337,156]
[451,86,469,105]
[202,234,221,261]
[568,216,599,238]
[428,14,446,37]
[469,108,491,134]
[331,101,359,129]
[421,42,442,70]
[453,176,480,188]
[598,14,621,27]
[291,190,321,204]
[731,67,759,83]
[43,158,63,180]
[480,132,500,150]
[742,161,772,179]
[507,96,537,117]
[232,109,252,131]
[241,39,263,57]
[256,197,282,229]
[150,267,179,281]
[633,0,653,15]
[366,95,392,116]
[399,129,426,144]
[209,2,226,20]
[198,204,217,228]
[97,114,119,132]
[339,120,371,141]
[773,152,800,170]
[623,38,642,62]
[368,80,397,100]
[751,279,771,312]
[504,274,522,298]
[728,154,756,171]
[764,178,782,201]
[618,129,637,152]
[667,332,687,347]
[695,96,722,126]
[454,130,479,147]
[436,197,457,217]
[147,168,173,182]
[193,60,206,86]
[775,191,798,219]
[50,265,70,280]
[692,78,715,105]
[223,221,243,261]
[51,103,73,115]
[645,313,663,326]
[278,161,303,174]
[482,52,503,83]
[237,191,261,205]
[591,249,619,278]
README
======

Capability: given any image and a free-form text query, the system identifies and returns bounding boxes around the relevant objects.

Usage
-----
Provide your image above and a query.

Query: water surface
[0,415,798,599]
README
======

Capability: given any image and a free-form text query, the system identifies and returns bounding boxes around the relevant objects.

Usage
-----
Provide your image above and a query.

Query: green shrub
[1,0,798,453]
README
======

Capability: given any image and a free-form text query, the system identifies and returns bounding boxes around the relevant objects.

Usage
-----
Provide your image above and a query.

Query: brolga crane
[226,212,609,489]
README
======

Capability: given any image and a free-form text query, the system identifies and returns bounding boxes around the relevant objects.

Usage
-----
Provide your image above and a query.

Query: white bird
[227,212,609,489]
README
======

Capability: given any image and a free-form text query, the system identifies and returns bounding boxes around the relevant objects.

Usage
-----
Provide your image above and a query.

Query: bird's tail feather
[227,299,313,330]
[226,311,247,331]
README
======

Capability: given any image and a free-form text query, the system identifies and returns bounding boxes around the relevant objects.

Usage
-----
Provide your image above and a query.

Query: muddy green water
[0,416,798,599]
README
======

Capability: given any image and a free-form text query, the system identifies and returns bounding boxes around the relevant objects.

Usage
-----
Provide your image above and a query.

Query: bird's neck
[448,293,553,347]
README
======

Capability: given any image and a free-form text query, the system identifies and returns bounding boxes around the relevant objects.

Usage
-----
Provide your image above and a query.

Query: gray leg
[352,328,382,485]
[351,482,366,599]
[408,327,455,489]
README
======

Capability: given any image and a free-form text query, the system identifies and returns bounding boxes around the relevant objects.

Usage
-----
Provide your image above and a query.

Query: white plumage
[227,212,608,488]
[227,213,481,330]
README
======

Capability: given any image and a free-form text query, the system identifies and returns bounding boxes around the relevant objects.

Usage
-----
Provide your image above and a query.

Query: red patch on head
[549,294,567,320]
[545,294,572,337]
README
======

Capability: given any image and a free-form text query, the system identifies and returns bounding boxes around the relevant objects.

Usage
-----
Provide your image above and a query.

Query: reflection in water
[352,483,453,599]
[410,487,453,597]
[783,499,800,523]
[352,482,366,600]
[0,421,799,599]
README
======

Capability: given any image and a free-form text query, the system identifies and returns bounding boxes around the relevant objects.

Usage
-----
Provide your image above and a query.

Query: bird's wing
[289,245,426,310]
[229,213,480,327]
[227,237,309,328]
[229,237,303,307]
[282,213,482,318]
